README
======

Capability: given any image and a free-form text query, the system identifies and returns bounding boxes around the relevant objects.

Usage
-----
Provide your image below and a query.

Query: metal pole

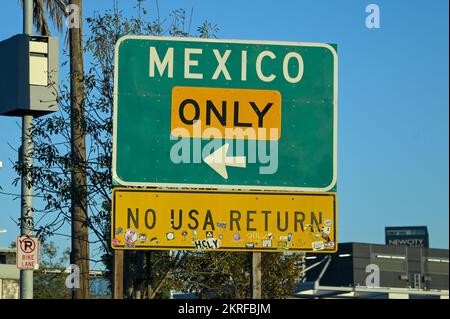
[23,0,33,35]
[20,115,34,299]
[20,0,34,300]
[251,252,262,299]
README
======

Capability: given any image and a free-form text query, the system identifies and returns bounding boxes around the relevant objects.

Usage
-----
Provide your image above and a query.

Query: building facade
[296,242,449,299]
[0,247,110,299]
[385,226,429,248]
[0,248,20,299]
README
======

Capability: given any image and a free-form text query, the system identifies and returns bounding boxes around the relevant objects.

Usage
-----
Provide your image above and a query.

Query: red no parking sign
[16,236,40,270]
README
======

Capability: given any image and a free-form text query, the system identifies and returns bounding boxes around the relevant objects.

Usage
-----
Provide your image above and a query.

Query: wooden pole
[113,250,124,299]
[251,252,262,299]
[69,0,89,299]
[135,252,144,299]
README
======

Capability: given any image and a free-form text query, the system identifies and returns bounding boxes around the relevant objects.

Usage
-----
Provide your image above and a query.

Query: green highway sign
[113,36,337,191]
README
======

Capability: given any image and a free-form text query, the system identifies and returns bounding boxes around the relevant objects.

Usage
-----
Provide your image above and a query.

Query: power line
[0,191,45,198]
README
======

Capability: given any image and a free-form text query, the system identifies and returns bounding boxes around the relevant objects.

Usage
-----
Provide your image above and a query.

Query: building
[295,242,449,299]
[89,270,111,298]
[0,247,110,299]
[0,248,20,299]
[385,226,429,248]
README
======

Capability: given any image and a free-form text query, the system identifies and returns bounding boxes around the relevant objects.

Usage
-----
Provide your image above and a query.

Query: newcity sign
[112,189,337,252]
[113,36,338,191]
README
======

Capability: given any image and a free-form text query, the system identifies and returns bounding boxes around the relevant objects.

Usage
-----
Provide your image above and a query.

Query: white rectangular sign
[16,236,40,270]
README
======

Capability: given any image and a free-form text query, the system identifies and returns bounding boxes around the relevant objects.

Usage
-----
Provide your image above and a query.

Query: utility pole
[69,0,89,299]
[251,252,262,299]
[20,0,34,300]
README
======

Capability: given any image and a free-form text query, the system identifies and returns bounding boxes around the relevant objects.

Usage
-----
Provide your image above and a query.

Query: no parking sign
[16,236,40,270]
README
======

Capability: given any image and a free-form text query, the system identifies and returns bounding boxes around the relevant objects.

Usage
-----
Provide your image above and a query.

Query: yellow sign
[111,188,337,252]
[171,86,282,140]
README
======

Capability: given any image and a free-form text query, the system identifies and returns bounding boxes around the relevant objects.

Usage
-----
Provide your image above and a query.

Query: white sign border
[112,35,338,192]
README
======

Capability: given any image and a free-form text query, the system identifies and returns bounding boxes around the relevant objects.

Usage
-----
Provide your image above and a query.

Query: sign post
[251,252,262,299]
[20,0,35,299]
[113,250,124,299]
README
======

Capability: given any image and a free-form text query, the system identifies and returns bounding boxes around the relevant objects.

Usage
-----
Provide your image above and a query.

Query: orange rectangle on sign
[171,86,281,140]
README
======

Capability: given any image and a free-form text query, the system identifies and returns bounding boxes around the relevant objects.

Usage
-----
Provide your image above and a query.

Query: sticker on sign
[113,36,337,191]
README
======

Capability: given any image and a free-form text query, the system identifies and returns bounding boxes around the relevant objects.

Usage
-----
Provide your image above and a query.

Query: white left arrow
[203,143,246,179]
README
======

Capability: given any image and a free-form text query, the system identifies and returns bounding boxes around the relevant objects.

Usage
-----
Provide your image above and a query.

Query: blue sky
[0,0,448,256]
